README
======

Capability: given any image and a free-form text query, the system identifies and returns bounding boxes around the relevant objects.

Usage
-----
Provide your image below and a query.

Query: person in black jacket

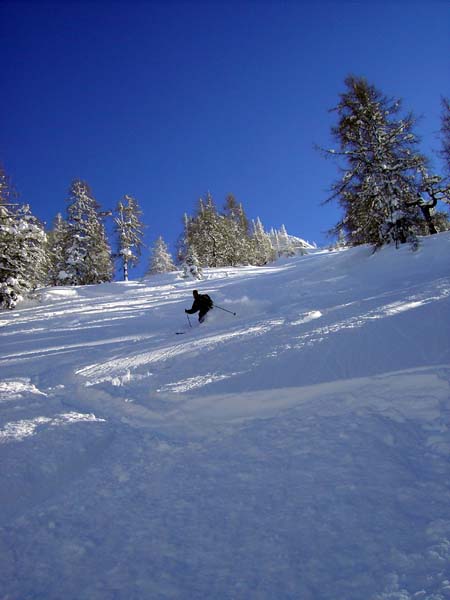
[185,290,213,323]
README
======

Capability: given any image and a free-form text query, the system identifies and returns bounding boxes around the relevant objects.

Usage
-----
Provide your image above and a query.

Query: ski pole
[213,304,237,316]
[186,313,193,328]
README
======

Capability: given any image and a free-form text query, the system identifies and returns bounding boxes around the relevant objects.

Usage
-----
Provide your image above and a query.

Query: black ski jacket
[185,293,213,315]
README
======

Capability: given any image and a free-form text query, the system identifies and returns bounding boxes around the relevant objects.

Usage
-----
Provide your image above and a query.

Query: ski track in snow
[1,235,450,599]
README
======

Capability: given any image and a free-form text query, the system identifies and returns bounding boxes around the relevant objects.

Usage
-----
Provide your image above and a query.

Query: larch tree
[113,195,144,281]
[405,168,450,235]
[324,76,426,250]
[440,97,450,174]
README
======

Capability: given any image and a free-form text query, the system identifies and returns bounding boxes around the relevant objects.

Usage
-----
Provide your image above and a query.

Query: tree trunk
[420,205,438,235]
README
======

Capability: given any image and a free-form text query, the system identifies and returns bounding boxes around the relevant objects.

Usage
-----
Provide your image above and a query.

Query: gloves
[185,309,188,313]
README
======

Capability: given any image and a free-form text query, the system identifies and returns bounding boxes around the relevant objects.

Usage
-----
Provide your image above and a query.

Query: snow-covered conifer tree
[113,195,144,281]
[325,76,426,250]
[0,167,47,308]
[192,193,223,267]
[251,217,275,265]
[269,228,280,257]
[277,224,296,257]
[181,245,203,280]
[147,236,177,275]
[328,228,347,251]
[47,213,70,285]
[17,204,48,288]
[182,193,256,268]
[176,213,191,265]
[222,195,252,265]
[0,205,47,308]
[64,180,113,285]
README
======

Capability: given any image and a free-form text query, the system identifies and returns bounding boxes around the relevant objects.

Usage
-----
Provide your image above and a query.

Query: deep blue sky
[1,1,449,277]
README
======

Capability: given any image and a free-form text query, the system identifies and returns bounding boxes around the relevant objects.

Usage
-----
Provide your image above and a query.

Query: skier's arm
[185,300,199,314]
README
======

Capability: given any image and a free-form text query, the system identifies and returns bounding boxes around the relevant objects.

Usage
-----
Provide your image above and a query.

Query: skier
[185,289,213,323]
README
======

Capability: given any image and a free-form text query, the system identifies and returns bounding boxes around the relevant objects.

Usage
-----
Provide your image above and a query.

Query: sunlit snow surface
[1,235,450,599]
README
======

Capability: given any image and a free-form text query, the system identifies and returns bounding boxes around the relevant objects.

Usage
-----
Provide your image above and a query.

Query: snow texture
[1,233,450,599]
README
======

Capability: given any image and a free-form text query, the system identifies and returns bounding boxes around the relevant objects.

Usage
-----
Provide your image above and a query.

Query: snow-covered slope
[1,234,450,600]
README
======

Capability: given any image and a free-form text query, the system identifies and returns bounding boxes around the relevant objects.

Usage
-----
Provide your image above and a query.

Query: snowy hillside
[1,233,450,600]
